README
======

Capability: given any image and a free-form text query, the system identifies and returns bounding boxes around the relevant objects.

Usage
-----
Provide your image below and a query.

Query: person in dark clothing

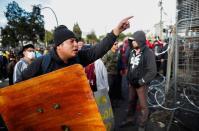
[7,53,17,85]
[16,16,133,83]
[0,51,8,82]
[120,31,157,127]
[154,40,163,73]
[102,41,122,108]
[118,37,131,101]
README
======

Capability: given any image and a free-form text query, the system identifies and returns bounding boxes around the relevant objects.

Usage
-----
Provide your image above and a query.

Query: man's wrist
[138,78,146,86]
[112,28,120,36]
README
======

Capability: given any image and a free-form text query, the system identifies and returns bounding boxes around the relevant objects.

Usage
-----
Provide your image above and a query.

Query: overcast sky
[0,0,176,36]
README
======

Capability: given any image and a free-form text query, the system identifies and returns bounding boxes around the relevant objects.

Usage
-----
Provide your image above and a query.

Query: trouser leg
[136,86,149,126]
[127,85,138,118]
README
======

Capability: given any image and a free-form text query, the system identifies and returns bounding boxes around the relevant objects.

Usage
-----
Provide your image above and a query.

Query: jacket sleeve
[20,57,43,82]
[101,52,109,66]
[13,62,23,83]
[142,49,157,84]
[78,32,117,66]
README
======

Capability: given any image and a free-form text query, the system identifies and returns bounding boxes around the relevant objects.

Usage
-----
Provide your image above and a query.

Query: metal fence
[176,18,199,89]
[176,0,199,90]
[175,0,199,113]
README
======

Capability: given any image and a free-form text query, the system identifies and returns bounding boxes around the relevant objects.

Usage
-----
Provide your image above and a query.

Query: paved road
[113,100,139,131]
[0,79,9,88]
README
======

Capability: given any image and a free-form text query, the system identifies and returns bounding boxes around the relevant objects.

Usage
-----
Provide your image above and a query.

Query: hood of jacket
[129,30,147,51]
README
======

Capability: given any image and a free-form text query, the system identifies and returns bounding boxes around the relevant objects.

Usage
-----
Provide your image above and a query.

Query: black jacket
[127,46,157,86]
[18,32,117,83]
[127,31,157,87]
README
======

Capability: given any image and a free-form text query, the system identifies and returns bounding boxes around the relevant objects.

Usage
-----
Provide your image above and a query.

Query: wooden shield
[0,64,105,131]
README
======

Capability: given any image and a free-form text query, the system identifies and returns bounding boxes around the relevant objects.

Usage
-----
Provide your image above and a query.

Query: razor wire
[147,73,199,112]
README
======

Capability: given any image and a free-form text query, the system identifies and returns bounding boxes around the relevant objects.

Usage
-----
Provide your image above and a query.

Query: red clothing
[146,40,155,49]
[154,40,163,48]
[85,63,97,91]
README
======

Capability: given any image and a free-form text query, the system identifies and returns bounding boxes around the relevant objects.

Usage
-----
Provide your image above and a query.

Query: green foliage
[116,32,133,42]
[117,33,126,41]
[86,31,98,44]
[0,26,18,47]
[5,1,27,22]
[73,23,82,41]
[44,30,53,45]
[27,5,45,44]
[98,35,105,41]
[1,1,45,47]
[126,32,133,37]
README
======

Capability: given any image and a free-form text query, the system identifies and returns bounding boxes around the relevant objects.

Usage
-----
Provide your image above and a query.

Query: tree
[1,1,45,47]
[44,30,53,46]
[27,5,45,45]
[126,32,133,37]
[3,1,28,47]
[117,33,126,41]
[86,31,98,44]
[1,26,18,47]
[116,32,133,42]
[73,23,82,41]
[98,35,105,41]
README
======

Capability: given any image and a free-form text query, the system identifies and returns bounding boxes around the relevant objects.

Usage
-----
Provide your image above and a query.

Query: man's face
[23,47,35,60]
[57,38,78,59]
[132,40,139,49]
[111,42,118,51]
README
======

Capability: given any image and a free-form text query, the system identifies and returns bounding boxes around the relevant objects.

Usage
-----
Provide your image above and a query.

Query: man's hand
[131,78,146,88]
[113,16,133,36]
[138,78,146,87]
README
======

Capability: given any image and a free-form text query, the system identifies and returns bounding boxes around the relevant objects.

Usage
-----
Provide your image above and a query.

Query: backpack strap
[41,53,51,74]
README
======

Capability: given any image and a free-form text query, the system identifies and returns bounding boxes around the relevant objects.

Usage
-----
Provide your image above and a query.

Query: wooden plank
[0,64,105,131]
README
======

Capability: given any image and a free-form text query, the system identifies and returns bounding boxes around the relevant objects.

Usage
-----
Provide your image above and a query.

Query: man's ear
[56,45,60,50]
[56,43,64,51]
[23,51,26,56]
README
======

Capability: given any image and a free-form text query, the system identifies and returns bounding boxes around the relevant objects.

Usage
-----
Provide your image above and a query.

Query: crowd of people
[0,46,50,85]
[0,16,170,129]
